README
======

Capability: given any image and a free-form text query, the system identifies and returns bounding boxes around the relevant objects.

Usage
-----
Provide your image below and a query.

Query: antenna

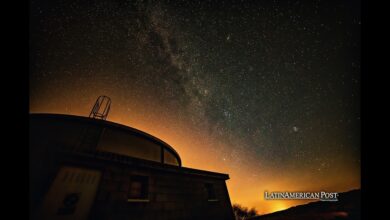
[89,95,111,120]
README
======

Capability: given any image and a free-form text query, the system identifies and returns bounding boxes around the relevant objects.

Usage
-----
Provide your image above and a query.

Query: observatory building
[30,96,235,220]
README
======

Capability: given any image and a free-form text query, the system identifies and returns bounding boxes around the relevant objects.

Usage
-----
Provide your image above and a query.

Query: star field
[30,0,360,214]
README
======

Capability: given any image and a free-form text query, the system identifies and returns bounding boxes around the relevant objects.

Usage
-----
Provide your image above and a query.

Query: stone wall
[90,163,235,220]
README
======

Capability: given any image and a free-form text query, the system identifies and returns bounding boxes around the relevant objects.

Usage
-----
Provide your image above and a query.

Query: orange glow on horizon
[268,202,289,213]
[29,96,360,215]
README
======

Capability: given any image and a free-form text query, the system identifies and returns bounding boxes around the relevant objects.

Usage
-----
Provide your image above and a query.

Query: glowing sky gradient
[30,0,360,214]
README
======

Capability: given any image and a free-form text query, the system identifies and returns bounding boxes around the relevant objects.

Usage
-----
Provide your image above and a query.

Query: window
[205,183,217,201]
[164,149,179,166]
[97,128,161,163]
[128,175,149,202]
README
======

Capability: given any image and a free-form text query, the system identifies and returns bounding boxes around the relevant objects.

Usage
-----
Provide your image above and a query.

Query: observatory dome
[30,113,181,166]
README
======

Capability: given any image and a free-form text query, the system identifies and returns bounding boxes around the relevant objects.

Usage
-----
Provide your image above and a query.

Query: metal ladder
[73,95,111,153]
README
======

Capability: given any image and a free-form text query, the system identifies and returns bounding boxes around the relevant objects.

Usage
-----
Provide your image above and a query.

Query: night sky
[30,0,360,214]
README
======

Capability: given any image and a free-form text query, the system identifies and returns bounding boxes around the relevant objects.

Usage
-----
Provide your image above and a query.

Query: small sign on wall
[42,166,101,220]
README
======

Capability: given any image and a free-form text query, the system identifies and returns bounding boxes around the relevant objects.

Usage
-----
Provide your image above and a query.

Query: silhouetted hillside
[249,189,360,220]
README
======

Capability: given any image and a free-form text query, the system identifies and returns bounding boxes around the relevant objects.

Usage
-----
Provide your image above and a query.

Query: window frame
[127,175,150,202]
[205,183,218,202]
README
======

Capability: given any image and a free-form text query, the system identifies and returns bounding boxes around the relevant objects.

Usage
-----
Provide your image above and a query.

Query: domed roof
[30,113,182,166]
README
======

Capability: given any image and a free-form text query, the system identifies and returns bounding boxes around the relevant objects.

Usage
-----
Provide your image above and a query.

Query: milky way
[30,0,360,214]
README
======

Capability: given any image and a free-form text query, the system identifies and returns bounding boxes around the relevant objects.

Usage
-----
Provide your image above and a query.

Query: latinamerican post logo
[264,191,339,202]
